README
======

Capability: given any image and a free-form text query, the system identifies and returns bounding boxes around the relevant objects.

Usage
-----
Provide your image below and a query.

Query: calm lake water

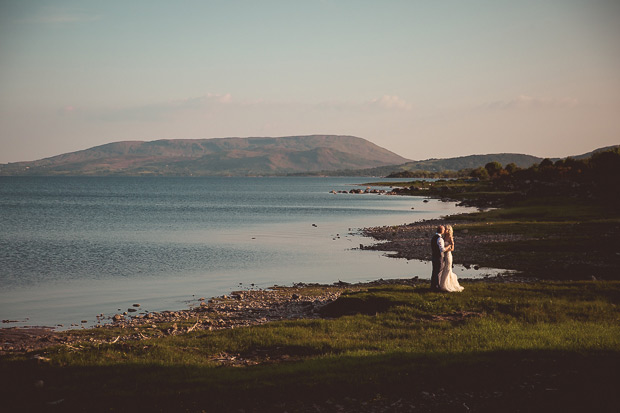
[0,176,502,328]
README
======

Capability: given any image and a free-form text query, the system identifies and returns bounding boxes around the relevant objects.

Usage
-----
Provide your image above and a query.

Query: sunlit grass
[41,282,620,368]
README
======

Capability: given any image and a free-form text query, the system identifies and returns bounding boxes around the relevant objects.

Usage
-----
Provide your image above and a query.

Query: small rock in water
[132,304,141,307]
[128,308,137,313]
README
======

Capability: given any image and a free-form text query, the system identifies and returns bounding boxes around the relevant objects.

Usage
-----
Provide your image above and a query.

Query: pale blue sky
[1,0,618,162]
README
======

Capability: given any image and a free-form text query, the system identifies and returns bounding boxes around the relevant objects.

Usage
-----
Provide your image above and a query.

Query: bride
[439,225,464,292]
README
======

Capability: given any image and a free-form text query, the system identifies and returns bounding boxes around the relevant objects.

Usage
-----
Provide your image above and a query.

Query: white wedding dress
[439,250,464,292]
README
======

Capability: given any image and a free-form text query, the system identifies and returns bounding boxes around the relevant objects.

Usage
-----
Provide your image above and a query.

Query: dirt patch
[0,327,61,353]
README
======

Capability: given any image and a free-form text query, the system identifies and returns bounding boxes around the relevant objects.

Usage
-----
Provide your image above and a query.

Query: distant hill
[293,153,544,177]
[0,135,410,176]
[391,153,543,173]
[293,147,618,177]
[570,145,620,160]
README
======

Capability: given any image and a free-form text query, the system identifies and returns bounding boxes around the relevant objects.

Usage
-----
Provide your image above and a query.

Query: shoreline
[0,186,563,354]
[0,273,537,356]
[0,197,528,353]
[0,192,487,334]
[2,277,616,412]
[0,176,451,332]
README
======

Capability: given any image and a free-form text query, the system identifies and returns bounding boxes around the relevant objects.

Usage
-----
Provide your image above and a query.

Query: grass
[2,281,619,411]
[453,196,612,222]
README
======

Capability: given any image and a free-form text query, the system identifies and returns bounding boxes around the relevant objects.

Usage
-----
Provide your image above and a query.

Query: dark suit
[430,233,442,290]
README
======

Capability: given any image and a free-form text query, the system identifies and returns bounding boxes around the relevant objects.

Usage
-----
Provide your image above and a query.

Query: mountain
[0,135,410,176]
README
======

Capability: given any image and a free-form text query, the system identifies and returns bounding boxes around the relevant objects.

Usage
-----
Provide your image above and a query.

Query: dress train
[439,251,464,292]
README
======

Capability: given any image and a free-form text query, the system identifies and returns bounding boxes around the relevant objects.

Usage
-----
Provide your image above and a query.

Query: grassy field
[2,281,619,412]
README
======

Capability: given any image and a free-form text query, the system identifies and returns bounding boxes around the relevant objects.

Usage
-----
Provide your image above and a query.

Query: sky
[1,0,619,163]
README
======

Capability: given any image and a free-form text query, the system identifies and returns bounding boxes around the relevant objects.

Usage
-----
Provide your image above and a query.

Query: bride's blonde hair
[445,225,454,243]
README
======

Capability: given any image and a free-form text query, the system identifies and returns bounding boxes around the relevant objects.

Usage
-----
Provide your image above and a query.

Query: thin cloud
[21,8,102,24]
[88,93,415,123]
[366,95,413,111]
[91,93,235,122]
[175,93,234,109]
[485,95,579,110]
[313,95,414,112]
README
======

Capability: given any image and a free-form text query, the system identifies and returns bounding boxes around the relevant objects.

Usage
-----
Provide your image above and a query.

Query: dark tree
[505,163,519,174]
[539,158,554,168]
[471,166,490,180]
[484,161,503,178]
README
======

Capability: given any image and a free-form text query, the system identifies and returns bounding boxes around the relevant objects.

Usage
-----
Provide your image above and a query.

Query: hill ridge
[0,135,409,176]
[2,137,616,177]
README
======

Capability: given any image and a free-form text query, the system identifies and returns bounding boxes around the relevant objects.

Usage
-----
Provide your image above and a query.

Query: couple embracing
[430,225,464,292]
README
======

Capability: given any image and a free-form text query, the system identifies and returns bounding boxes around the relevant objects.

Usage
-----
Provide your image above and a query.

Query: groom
[430,225,446,290]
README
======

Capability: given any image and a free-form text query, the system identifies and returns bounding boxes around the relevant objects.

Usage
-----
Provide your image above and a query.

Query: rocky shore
[362,218,532,270]
[0,273,537,358]
[0,285,335,356]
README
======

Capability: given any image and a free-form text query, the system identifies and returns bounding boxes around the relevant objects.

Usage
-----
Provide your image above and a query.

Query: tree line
[470,147,620,201]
